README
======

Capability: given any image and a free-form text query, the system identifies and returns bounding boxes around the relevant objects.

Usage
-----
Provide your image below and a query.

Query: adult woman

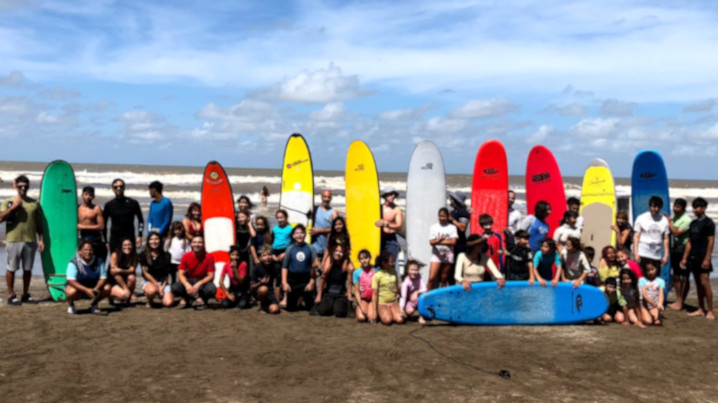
[235,210,256,264]
[315,244,353,317]
[236,195,256,224]
[65,240,111,314]
[323,216,351,266]
[140,233,173,308]
[454,234,506,291]
[521,201,552,252]
[182,202,202,242]
[109,238,138,305]
[611,211,633,250]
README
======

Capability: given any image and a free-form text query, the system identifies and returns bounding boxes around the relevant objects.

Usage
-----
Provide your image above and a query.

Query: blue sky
[0,0,717,178]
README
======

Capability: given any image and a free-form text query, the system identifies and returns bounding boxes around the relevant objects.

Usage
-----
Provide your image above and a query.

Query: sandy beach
[1,279,717,402]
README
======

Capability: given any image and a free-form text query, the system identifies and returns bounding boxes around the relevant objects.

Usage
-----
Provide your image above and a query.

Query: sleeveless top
[187,220,203,238]
[325,261,347,296]
[312,207,334,254]
[236,223,252,253]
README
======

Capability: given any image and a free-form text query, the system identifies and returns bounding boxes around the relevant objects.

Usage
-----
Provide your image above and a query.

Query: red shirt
[484,232,504,272]
[178,251,215,280]
[221,261,248,286]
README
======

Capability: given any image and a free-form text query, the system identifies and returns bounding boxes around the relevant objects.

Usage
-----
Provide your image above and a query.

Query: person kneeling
[65,240,111,314]
[371,250,404,325]
[220,246,250,309]
[250,245,280,314]
[314,244,352,317]
[167,235,216,310]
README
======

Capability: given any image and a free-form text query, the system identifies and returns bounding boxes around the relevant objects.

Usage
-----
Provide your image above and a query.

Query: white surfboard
[406,141,446,279]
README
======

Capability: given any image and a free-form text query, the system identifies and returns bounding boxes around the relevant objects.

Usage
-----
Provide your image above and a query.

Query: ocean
[0,160,716,275]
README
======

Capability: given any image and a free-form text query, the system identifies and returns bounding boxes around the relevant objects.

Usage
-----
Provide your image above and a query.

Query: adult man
[310,189,338,258]
[633,196,670,274]
[103,178,144,254]
[0,175,44,305]
[680,198,715,320]
[168,235,216,310]
[507,190,522,235]
[147,180,173,239]
[667,198,691,311]
[566,197,584,230]
[77,186,106,261]
[448,191,470,256]
[374,186,403,261]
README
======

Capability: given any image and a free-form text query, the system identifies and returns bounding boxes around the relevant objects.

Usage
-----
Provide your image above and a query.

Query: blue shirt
[528,217,550,252]
[148,197,173,236]
[66,258,106,283]
[272,225,293,250]
[282,243,317,274]
[532,250,561,280]
[311,207,334,254]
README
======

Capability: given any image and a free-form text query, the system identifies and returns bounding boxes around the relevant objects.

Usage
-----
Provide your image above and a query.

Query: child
[400,259,427,324]
[616,247,642,280]
[560,236,590,288]
[371,250,404,325]
[250,216,272,265]
[639,262,665,326]
[314,244,353,317]
[455,234,506,290]
[428,208,458,289]
[532,239,562,287]
[601,277,627,324]
[504,230,534,282]
[220,246,250,309]
[611,211,633,250]
[598,246,621,286]
[272,209,292,306]
[164,221,190,284]
[553,211,581,253]
[478,214,504,276]
[281,224,319,311]
[250,245,279,314]
[141,233,173,308]
[619,268,645,328]
[352,249,377,323]
[584,246,599,286]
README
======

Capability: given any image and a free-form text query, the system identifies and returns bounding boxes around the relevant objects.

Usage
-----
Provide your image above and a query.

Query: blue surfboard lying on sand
[417,282,608,325]
[631,150,671,295]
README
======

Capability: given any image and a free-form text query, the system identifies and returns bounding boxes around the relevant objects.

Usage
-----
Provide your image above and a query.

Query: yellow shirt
[1,197,39,243]
[598,264,620,283]
[372,269,398,305]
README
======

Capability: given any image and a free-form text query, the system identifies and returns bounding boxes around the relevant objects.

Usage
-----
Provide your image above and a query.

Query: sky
[0,0,717,179]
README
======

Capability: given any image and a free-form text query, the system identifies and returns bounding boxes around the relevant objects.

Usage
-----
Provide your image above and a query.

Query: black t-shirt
[104,197,144,241]
[689,216,715,259]
[236,223,252,253]
[251,262,274,285]
[451,207,471,254]
[505,245,533,279]
[139,251,171,282]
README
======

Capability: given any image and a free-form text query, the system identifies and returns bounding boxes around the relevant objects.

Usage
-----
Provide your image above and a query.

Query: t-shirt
[533,250,561,280]
[429,223,458,255]
[633,212,669,260]
[598,264,621,283]
[671,213,691,247]
[251,261,274,285]
[553,224,581,247]
[483,232,504,273]
[560,249,591,281]
[528,217,550,252]
[505,245,533,280]
[167,236,191,264]
[638,277,665,304]
[1,197,39,243]
[352,267,378,301]
[451,207,471,254]
[508,207,522,234]
[372,269,398,304]
[178,251,215,280]
[139,251,171,283]
[282,243,317,274]
[221,261,248,286]
[66,258,107,283]
[688,216,716,260]
[272,225,293,250]
[148,197,173,236]
[454,252,503,283]
[605,288,627,308]
[104,197,144,242]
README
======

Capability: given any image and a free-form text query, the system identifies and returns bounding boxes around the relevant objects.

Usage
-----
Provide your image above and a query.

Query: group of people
[1,174,715,327]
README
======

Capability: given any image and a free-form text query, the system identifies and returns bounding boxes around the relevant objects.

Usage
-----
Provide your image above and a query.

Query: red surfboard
[471,139,509,234]
[201,161,236,301]
[525,145,566,238]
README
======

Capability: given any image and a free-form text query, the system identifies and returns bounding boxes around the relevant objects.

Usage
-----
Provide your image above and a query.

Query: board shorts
[431,249,454,264]
[141,280,171,295]
[6,242,37,272]
[381,234,399,261]
[670,246,689,277]
[688,256,713,274]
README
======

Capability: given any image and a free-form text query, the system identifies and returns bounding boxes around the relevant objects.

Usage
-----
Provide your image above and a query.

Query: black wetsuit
[103,196,144,253]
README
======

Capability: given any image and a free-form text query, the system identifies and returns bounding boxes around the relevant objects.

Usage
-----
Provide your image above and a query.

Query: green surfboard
[39,160,78,301]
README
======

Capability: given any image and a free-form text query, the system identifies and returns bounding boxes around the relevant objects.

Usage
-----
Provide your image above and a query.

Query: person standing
[0,175,44,305]
[103,178,144,253]
[633,196,670,274]
[374,187,403,261]
[448,191,470,257]
[507,190,522,234]
[680,198,715,320]
[147,181,173,239]
[566,197,584,230]
[667,199,691,311]
[77,186,106,261]
[311,190,338,260]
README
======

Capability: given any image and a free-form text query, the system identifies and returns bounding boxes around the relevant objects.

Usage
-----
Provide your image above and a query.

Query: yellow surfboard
[580,158,616,252]
[280,133,314,238]
[345,141,381,268]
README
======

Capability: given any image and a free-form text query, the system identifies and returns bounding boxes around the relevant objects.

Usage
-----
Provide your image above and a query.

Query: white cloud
[600,99,636,116]
[251,64,368,104]
[449,99,518,119]
[544,103,587,116]
[38,87,82,101]
[116,108,173,143]
[309,102,347,121]
[562,85,593,97]
[525,125,555,144]
[0,71,33,89]
[683,99,717,113]
[378,104,431,121]
[570,117,621,138]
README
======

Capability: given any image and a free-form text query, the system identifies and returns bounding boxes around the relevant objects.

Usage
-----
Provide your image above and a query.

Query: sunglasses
[113,185,125,189]
[17,185,28,189]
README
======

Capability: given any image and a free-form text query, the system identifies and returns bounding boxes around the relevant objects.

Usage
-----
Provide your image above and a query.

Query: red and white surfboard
[201,161,235,299]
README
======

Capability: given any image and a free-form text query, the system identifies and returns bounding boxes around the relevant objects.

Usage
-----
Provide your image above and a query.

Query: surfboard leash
[409,326,512,380]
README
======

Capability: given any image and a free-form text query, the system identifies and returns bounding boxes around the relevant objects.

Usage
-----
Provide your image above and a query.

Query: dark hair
[377,250,395,268]
[170,221,185,238]
[78,239,94,252]
[149,180,163,194]
[693,197,708,208]
[327,216,350,258]
[261,186,269,196]
[616,210,629,224]
[14,175,29,185]
[617,247,631,256]
[326,243,348,265]
[357,249,371,262]
[604,277,617,287]
[674,198,686,209]
[565,236,582,251]
[534,201,551,220]
[237,195,254,210]
[82,186,95,195]
[648,195,664,209]
[276,209,288,219]
[438,207,450,217]
[619,268,637,289]
[143,233,163,263]
[186,202,201,218]
[515,229,530,240]
[479,214,493,227]
[567,197,580,206]
[584,246,595,261]
[254,216,272,246]
[402,258,426,280]
[229,245,241,256]
[561,210,578,225]
[114,237,138,269]
[290,224,306,243]
[541,238,557,253]
[602,245,617,263]
[111,178,125,186]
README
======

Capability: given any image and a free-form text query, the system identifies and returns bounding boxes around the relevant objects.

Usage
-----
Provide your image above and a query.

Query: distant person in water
[375,187,403,261]
[147,181,173,239]
[77,186,106,261]
[182,202,202,241]
[311,190,339,261]
[633,196,669,275]
[680,197,715,320]
[0,175,45,305]
[667,198,691,311]
[260,186,269,210]
[65,240,111,315]
[103,178,144,252]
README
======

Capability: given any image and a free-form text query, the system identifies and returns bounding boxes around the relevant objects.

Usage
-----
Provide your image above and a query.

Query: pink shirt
[221,261,248,286]
[624,260,643,279]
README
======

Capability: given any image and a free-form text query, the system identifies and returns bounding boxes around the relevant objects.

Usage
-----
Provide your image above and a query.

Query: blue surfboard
[631,150,670,294]
[417,282,608,325]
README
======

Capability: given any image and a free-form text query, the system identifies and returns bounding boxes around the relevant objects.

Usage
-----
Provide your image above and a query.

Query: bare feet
[668,302,683,311]
[634,321,646,329]
[688,309,706,317]
[706,311,715,320]
[418,316,426,325]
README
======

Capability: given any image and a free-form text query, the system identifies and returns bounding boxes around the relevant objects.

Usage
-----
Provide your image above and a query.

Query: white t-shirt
[508,207,522,234]
[638,277,665,305]
[553,224,582,247]
[576,215,585,230]
[429,223,458,254]
[560,249,591,280]
[633,212,669,260]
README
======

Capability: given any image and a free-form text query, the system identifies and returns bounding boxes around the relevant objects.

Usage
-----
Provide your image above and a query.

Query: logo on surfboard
[589,177,606,186]
[421,163,434,170]
[287,159,309,170]
[483,168,499,175]
[354,164,364,172]
[205,170,224,185]
[532,172,551,183]
[639,172,657,179]
[575,294,583,313]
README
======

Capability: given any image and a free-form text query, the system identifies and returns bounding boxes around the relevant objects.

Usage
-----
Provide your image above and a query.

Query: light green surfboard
[40,160,78,301]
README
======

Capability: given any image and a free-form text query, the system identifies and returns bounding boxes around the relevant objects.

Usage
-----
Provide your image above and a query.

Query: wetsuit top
[451,206,471,254]
[67,256,106,284]
[325,261,347,296]
[103,197,144,242]
[532,250,561,281]
[312,207,334,255]
[139,250,171,283]
[505,245,533,280]
[282,243,316,274]
[251,261,274,286]
[148,197,173,237]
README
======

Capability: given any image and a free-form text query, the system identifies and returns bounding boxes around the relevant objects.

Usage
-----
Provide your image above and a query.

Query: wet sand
[1,280,717,402]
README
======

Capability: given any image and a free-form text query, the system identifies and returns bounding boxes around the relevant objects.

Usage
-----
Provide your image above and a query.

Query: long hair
[115,237,138,269]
